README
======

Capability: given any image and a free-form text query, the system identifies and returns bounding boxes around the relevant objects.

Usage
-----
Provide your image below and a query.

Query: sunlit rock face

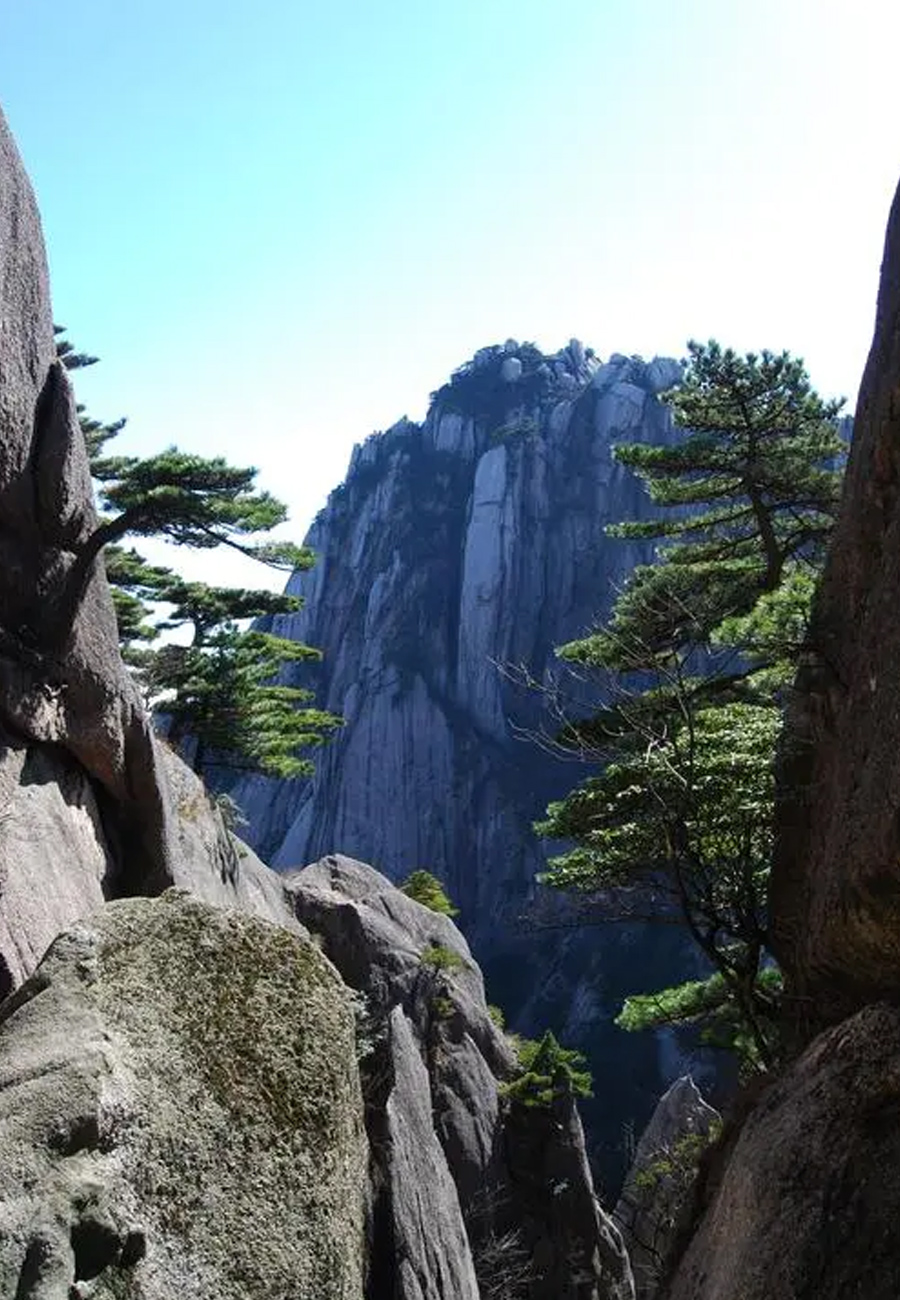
[233,340,711,1183]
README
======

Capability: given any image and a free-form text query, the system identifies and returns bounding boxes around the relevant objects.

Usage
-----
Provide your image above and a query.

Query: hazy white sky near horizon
[1,2,899,590]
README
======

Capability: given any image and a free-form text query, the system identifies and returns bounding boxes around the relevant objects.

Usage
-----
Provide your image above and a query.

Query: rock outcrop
[0,105,174,898]
[771,176,900,1037]
[0,891,367,1300]
[614,1078,720,1299]
[231,342,708,1182]
[0,105,305,994]
[286,855,633,1300]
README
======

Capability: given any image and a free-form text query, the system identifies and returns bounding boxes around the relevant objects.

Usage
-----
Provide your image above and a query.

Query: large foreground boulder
[772,174,900,1035]
[663,1004,900,1300]
[0,891,367,1300]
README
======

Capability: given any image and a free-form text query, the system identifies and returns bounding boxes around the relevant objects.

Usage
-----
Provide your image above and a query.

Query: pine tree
[55,330,338,782]
[567,340,844,677]
[538,341,846,1070]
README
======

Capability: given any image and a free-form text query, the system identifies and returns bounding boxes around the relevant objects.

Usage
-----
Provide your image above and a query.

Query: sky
[1,1,899,590]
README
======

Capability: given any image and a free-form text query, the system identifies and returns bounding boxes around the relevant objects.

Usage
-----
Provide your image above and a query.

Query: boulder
[771,174,900,1035]
[285,856,516,1228]
[0,891,367,1299]
[0,726,300,997]
[663,1004,900,1300]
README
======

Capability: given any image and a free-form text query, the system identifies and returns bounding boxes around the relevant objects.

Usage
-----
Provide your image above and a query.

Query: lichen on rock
[0,891,367,1300]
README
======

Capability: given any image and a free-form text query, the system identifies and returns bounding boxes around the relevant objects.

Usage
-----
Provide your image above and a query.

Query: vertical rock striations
[0,104,644,1297]
[232,343,702,1178]
[236,343,680,927]
[614,1077,720,1299]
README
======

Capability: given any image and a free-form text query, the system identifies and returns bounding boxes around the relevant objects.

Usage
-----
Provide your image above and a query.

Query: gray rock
[0,891,367,1300]
[615,1077,720,1298]
[0,724,300,997]
[387,1007,481,1300]
[644,357,682,394]
[0,738,110,998]
[501,356,524,382]
[504,1091,635,1300]
[0,105,179,916]
[284,856,515,1190]
[284,855,628,1299]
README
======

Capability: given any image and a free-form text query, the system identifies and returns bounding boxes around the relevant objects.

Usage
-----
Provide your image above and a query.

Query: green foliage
[420,942,465,973]
[490,417,537,445]
[91,446,314,570]
[539,701,777,897]
[56,331,339,782]
[631,1121,723,1194]
[566,339,844,675]
[487,1003,506,1030]
[501,1030,592,1109]
[400,870,459,917]
[431,994,455,1020]
[617,967,783,1074]
[538,340,846,1070]
[153,628,341,779]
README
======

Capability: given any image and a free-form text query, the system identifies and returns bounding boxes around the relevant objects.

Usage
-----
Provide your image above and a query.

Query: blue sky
[2,2,899,588]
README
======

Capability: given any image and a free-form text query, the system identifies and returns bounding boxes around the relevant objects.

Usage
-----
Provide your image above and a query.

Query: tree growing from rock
[538,340,846,1070]
[57,331,339,780]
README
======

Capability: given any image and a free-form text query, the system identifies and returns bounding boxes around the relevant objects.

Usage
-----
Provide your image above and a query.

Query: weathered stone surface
[0,105,179,906]
[284,855,628,1300]
[663,1004,900,1300]
[285,856,516,1257]
[0,728,300,997]
[284,854,502,1027]
[162,745,300,929]
[386,1006,481,1300]
[231,345,706,1183]
[771,175,900,1035]
[504,1092,635,1300]
[0,891,367,1299]
[0,736,110,998]
[615,1077,720,1299]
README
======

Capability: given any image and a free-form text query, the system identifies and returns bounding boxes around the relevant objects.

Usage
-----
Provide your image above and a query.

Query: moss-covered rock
[0,891,367,1300]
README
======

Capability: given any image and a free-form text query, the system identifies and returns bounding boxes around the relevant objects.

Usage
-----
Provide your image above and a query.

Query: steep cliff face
[233,342,707,1179]
[238,342,679,912]
[772,174,900,1037]
[657,173,900,1300]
